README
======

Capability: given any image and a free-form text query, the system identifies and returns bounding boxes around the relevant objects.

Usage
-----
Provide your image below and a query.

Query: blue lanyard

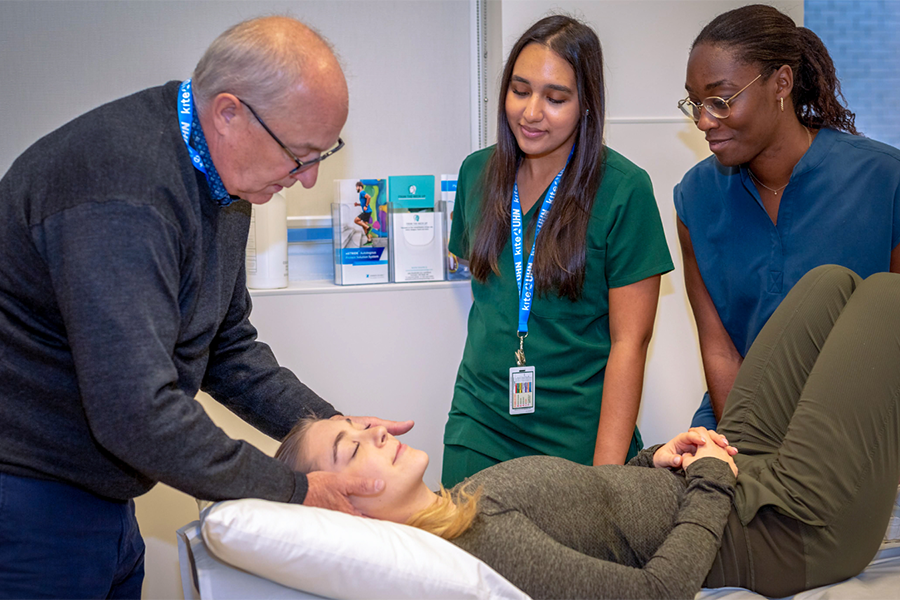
[511,150,572,336]
[177,79,208,176]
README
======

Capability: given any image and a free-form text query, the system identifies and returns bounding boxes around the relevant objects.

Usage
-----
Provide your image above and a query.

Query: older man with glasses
[0,16,411,599]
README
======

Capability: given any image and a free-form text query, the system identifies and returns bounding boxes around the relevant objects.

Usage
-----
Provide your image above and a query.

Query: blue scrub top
[675,128,900,355]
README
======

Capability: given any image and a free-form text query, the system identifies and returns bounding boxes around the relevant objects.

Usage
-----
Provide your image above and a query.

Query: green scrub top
[444,145,674,469]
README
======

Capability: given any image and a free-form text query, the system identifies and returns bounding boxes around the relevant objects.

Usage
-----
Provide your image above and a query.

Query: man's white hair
[192,16,334,119]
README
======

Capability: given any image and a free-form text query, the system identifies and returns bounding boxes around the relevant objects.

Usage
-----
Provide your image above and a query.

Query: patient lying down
[276,266,900,600]
[277,418,742,599]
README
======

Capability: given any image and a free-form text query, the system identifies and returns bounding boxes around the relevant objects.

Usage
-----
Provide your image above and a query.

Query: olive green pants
[718,265,900,592]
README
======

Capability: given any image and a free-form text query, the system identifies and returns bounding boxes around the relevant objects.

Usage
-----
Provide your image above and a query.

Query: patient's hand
[304,471,385,516]
[337,415,414,437]
[682,432,738,477]
[653,427,737,470]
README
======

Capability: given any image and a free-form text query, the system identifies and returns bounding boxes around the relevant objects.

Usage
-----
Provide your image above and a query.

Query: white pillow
[201,498,530,600]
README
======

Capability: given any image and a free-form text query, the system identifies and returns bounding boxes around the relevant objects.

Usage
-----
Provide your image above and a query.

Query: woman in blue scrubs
[674,4,900,428]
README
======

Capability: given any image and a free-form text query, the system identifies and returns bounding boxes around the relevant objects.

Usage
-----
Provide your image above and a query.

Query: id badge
[509,366,535,415]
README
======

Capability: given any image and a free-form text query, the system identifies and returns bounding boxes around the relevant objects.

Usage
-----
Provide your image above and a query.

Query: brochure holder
[331,178,390,285]
[388,175,445,283]
[440,174,470,281]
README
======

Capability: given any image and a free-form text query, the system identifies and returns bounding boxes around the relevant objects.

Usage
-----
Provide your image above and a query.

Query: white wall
[496,1,802,122]
[0,0,472,217]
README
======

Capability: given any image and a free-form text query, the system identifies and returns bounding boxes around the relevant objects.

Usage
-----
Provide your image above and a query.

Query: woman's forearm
[594,275,660,465]
[593,340,647,464]
[702,350,742,421]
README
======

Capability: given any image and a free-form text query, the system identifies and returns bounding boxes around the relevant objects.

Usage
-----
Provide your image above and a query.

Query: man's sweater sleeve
[201,255,339,440]
[38,202,316,504]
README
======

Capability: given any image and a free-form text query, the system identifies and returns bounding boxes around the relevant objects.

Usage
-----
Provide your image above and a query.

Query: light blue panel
[805,1,900,148]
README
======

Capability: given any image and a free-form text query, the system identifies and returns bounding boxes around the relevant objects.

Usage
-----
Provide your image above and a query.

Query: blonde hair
[406,483,481,541]
[275,417,481,540]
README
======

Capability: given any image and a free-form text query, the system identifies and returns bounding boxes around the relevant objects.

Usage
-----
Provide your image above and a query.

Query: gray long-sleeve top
[450,449,736,599]
[0,82,337,503]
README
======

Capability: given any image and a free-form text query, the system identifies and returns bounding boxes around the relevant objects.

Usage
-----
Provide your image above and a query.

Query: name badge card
[509,366,536,415]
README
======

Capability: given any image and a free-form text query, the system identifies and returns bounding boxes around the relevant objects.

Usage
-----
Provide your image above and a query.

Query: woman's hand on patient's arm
[653,427,737,471]
[303,471,385,516]
[335,415,415,436]
[681,430,738,477]
[681,444,737,477]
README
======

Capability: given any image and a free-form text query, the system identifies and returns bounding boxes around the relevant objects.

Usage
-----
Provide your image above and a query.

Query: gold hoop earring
[780,97,784,112]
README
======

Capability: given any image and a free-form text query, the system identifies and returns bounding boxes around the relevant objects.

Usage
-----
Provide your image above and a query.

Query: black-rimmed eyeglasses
[238,98,344,175]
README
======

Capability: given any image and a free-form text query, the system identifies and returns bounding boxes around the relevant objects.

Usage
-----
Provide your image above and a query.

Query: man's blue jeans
[0,472,145,599]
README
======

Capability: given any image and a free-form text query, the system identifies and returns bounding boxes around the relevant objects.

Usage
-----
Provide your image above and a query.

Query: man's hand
[653,427,737,469]
[335,415,414,436]
[303,471,385,516]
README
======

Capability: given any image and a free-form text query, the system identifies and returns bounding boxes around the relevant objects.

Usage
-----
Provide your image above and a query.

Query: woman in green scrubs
[441,15,673,487]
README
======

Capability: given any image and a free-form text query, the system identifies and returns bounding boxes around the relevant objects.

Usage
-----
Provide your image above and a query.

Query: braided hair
[693,4,858,134]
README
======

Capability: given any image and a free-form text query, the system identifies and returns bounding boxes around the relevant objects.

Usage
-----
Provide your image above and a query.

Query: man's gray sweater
[0,82,336,503]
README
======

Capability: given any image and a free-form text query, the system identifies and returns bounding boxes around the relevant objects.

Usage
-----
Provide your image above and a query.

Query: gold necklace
[749,127,812,196]
[748,169,789,195]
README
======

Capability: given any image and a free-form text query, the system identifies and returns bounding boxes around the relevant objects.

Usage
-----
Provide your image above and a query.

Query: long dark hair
[469,15,606,301]
[692,4,857,134]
